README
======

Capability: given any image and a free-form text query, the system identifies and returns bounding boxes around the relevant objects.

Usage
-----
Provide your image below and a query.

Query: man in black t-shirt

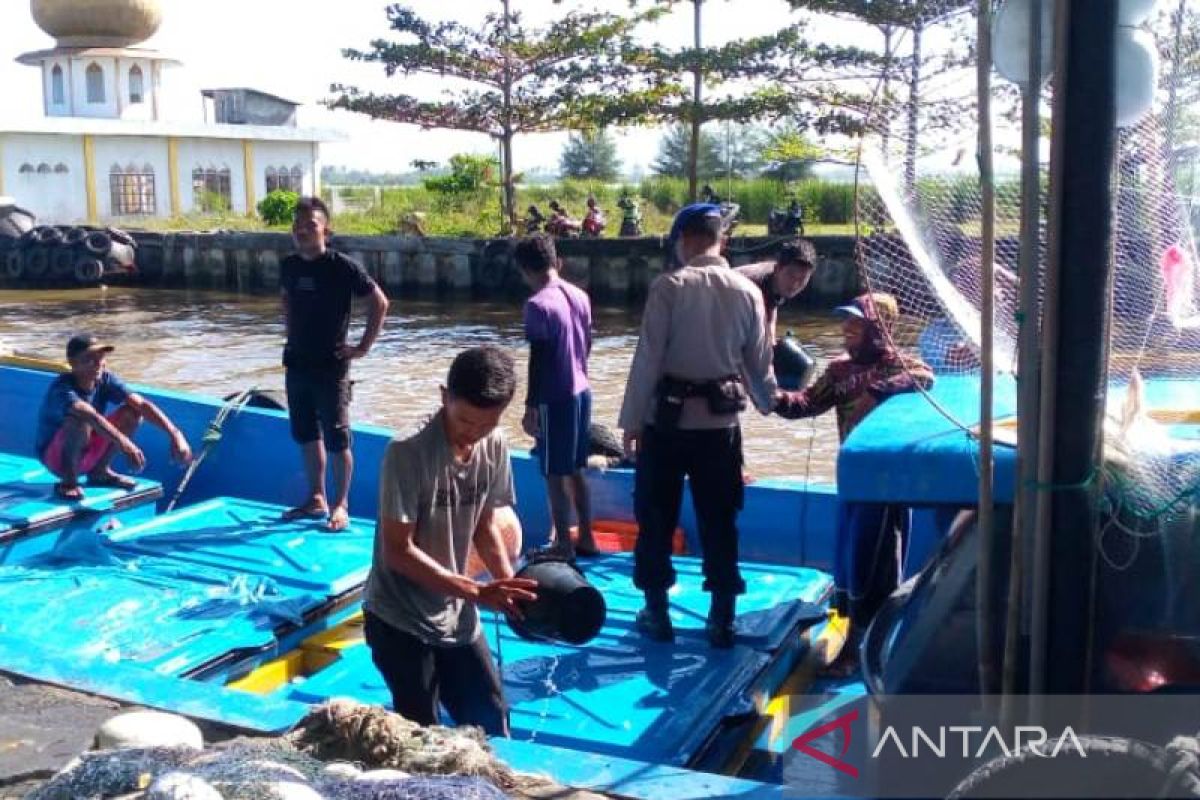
[280,196,389,531]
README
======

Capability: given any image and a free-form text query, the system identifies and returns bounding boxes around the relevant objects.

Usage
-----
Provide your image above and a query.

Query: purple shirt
[524,278,592,405]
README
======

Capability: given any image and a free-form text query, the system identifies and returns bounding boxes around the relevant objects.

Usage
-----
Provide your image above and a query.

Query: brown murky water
[0,288,844,482]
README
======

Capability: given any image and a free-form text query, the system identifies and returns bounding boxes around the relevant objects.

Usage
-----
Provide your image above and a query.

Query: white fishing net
[848,4,1200,572]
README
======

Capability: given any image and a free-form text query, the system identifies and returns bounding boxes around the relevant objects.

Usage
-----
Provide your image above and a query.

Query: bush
[257,190,299,225]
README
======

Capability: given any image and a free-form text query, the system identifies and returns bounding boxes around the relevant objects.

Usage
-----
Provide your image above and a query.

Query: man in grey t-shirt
[363,346,536,735]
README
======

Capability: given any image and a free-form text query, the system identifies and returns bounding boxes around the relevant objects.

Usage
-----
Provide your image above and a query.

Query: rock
[146,771,224,800]
[267,781,324,800]
[95,711,203,751]
[356,768,411,781]
[322,762,361,779]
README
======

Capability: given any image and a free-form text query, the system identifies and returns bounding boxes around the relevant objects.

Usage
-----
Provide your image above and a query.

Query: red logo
[791,708,860,778]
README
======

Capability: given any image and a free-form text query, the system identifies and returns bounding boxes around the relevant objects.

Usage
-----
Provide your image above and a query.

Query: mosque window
[36,163,52,174]
[192,165,232,213]
[51,65,64,105]
[18,164,34,174]
[129,65,144,104]
[266,165,303,193]
[86,63,105,104]
[110,163,156,216]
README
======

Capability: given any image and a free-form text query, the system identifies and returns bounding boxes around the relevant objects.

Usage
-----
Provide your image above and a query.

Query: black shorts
[285,368,352,452]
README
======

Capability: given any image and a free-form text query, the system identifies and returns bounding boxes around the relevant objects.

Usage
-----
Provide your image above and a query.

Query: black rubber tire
[51,247,76,279]
[63,227,88,246]
[34,225,62,246]
[222,388,287,411]
[74,258,103,284]
[24,247,50,279]
[588,423,624,459]
[947,735,1200,799]
[4,251,24,280]
[84,231,112,256]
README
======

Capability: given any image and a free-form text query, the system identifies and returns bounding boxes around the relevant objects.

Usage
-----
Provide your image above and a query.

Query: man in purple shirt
[515,234,598,559]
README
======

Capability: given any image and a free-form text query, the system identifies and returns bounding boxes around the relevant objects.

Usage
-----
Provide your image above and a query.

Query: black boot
[706,592,736,649]
[636,589,674,642]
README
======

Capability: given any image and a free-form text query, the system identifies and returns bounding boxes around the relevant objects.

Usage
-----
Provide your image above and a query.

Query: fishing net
[848,3,1200,582]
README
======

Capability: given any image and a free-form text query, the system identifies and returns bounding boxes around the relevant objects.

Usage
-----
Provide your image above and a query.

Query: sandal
[86,471,136,490]
[281,504,329,522]
[54,482,84,501]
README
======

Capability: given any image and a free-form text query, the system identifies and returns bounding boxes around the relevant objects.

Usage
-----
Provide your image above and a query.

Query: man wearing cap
[35,335,193,501]
[735,239,818,343]
[618,203,776,649]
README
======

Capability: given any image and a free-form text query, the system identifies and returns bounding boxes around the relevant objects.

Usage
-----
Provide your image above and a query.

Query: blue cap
[833,304,864,319]
[665,203,724,266]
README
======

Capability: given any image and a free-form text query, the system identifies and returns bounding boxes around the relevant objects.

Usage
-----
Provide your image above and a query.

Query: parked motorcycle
[582,196,606,238]
[617,194,643,237]
[523,205,547,234]
[768,198,805,236]
[545,200,582,238]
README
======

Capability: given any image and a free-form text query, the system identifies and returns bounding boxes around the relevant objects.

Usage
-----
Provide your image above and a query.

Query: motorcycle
[768,199,805,236]
[617,195,643,237]
[582,197,606,238]
[545,201,582,238]
[523,205,547,234]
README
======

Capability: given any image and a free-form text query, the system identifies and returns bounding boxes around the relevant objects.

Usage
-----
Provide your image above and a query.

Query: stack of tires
[2,223,137,287]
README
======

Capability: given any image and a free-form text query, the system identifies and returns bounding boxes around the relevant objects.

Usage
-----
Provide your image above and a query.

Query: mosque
[1,0,339,224]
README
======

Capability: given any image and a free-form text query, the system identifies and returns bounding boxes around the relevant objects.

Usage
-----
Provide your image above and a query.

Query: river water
[0,288,844,482]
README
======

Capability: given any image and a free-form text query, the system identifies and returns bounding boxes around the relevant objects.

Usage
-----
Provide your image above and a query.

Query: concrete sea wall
[127,231,863,305]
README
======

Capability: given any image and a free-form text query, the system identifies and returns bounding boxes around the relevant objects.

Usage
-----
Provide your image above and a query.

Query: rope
[164,386,258,512]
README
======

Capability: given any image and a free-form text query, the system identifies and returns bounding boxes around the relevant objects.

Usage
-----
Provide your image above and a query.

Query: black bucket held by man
[508,554,607,645]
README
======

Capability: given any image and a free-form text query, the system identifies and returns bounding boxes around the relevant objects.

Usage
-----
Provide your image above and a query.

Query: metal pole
[1032,0,1117,706]
[688,0,703,202]
[1004,0,1044,712]
[975,0,999,699]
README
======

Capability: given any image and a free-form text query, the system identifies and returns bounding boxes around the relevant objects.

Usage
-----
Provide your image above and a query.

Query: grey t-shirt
[363,411,515,646]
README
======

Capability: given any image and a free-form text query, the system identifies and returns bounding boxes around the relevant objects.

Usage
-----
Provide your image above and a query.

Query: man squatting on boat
[280,196,389,532]
[35,333,193,501]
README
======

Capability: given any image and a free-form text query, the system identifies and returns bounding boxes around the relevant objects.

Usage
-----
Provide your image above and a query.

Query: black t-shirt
[280,250,376,372]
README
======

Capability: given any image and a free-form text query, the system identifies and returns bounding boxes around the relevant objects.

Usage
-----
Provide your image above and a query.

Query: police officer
[617,203,776,648]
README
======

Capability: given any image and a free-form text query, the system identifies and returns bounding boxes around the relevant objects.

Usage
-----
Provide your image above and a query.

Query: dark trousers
[363,611,508,736]
[834,502,911,627]
[633,424,746,595]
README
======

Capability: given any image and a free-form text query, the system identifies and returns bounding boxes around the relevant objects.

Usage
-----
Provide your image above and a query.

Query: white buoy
[95,711,203,751]
[1116,26,1159,128]
[992,0,1054,85]
[357,768,412,781]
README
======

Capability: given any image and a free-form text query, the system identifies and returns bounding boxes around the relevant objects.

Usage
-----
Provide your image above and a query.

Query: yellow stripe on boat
[227,612,364,695]
[0,354,67,373]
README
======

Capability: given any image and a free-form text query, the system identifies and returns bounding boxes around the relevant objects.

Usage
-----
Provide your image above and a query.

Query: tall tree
[788,0,974,188]
[619,1,874,201]
[652,124,723,180]
[331,3,667,233]
[758,124,823,181]
[559,129,622,181]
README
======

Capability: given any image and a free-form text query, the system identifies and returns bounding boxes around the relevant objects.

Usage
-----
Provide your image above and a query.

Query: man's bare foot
[54,481,84,501]
[86,470,136,490]
[282,499,329,521]
[327,505,350,532]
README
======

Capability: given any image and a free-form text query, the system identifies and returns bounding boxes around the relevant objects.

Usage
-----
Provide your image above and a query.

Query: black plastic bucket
[774,335,817,391]
[508,557,606,645]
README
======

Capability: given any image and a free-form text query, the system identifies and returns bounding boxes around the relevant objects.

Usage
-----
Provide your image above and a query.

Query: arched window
[289,166,304,192]
[192,164,232,212]
[54,163,69,174]
[110,163,156,215]
[86,62,105,104]
[265,166,278,193]
[18,164,34,174]
[51,64,64,105]
[36,163,51,174]
[128,65,144,104]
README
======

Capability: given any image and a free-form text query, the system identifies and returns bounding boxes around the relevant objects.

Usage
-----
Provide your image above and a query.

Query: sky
[0,0,959,176]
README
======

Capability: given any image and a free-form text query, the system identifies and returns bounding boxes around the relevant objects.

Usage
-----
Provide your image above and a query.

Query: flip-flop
[86,472,137,490]
[54,483,84,501]
[281,506,329,522]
